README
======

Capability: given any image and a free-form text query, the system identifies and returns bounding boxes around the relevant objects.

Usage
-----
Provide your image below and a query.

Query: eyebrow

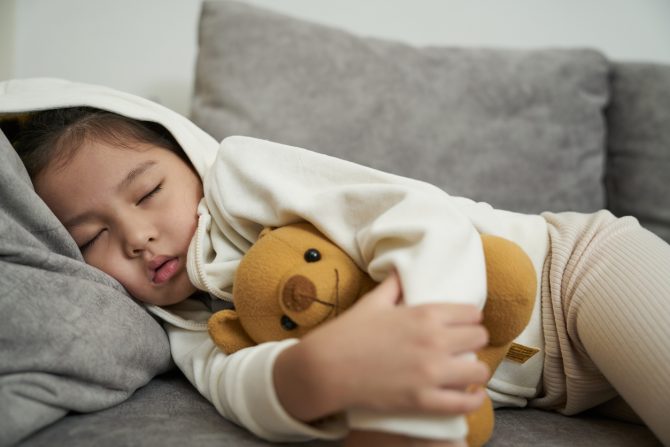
[63,160,157,229]
[116,160,157,193]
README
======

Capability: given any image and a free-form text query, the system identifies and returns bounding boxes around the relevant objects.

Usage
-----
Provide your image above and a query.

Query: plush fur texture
[208,223,536,446]
[465,235,537,447]
[208,223,376,352]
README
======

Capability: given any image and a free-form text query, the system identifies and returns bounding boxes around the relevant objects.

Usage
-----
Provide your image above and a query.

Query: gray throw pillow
[0,130,172,446]
[191,0,610,214]
[606,63,670,243]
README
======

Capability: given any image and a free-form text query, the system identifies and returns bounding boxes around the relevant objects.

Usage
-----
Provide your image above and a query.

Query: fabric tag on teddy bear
[506,343,540,364]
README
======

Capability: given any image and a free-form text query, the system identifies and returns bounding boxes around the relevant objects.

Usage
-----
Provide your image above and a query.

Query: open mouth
[152,257,179,284]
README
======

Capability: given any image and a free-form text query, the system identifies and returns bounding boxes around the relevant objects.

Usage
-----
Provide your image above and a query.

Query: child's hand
[274,271,490,422]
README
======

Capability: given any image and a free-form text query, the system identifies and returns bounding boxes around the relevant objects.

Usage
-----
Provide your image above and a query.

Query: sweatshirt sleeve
[199,136,487,441]
[206,136,487,308]
[149,302,348,442]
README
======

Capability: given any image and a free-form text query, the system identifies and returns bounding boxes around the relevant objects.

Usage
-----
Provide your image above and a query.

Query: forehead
[33,140,169,216]
[43,139,162,184]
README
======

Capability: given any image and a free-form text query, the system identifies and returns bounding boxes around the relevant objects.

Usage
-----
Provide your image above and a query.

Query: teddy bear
[208,222,536,447]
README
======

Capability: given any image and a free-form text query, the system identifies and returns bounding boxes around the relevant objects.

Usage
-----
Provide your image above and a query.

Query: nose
[282,275,316,312]
[121,220,157,257]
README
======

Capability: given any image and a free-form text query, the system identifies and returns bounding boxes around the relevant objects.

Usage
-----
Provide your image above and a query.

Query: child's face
[34,139,203,306]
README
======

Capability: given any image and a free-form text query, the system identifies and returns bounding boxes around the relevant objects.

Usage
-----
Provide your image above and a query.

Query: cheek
[185,212,199,239]
[87,251,143,293]
[169,196,200,241]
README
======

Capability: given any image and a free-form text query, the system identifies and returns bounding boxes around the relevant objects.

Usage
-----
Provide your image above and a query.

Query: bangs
[14,107,185,180]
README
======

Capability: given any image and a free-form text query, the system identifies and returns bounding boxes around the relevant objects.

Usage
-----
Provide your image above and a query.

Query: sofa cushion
[606,63,670,243]
[0,129,172,445]
[191,0,610,214]
[18,371,660,447]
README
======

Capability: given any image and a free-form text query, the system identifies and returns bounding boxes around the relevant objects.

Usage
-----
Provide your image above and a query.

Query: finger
[360,270,403,308]
[417,303,483,325]
[438,357,491,388]
[439,326,489,354]
[414,387,487,415]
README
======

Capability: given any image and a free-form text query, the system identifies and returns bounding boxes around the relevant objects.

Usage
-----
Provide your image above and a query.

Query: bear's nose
[282,275,316,312]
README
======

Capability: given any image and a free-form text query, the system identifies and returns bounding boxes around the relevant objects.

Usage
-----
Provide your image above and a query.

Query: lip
[150,256,180,284]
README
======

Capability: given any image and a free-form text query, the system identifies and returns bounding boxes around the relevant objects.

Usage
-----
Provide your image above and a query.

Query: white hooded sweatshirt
[0,78,549,441]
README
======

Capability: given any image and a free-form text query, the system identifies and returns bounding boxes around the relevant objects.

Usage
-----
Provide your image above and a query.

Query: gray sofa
[6,1,669,446]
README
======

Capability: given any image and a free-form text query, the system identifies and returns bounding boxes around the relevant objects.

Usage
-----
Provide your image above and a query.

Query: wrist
[273,338,345,422]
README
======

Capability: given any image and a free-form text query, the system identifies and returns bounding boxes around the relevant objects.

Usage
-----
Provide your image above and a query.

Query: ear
[258,227,274,240]
[208,309,256,354]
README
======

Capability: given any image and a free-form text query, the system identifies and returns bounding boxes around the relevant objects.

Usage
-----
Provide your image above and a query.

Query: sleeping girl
[2,78,669,446]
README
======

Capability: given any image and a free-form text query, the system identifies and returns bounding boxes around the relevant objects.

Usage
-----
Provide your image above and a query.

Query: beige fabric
[531,210,670,444]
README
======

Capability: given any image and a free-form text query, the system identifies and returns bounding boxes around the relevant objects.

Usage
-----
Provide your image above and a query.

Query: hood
[0,77,218,179]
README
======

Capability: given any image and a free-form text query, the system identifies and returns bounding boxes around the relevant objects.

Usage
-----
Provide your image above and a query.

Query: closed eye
[79,230,104,253]
[137,183,163,205]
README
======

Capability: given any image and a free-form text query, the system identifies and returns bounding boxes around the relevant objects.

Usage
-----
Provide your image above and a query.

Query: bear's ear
[258,227,274,240]
[208,310,256,354]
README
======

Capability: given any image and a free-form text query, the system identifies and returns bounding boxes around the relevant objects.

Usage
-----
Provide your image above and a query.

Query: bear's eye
[281,315,298,331]
[304,248,321,263]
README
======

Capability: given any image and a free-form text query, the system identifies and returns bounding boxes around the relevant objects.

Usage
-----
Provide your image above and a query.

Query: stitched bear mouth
[280,301,336,331]
[282,270,340,311]
[279,270,340,331]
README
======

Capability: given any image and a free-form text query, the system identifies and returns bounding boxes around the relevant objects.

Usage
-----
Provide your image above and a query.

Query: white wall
[11,0,202,115]
[3,0,670,115]
[0,0,16,81]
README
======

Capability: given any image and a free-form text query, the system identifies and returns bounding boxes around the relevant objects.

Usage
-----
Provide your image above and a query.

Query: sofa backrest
[191,0,669,243]
[605,63,670,242]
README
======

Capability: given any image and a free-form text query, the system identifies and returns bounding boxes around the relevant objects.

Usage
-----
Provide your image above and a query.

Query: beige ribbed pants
[529,210,670,444]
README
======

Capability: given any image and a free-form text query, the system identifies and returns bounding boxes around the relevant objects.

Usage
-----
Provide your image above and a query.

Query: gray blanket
[0,130,172,446]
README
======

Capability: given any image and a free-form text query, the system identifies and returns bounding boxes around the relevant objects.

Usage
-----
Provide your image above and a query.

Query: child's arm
[151,300,348,442]
[206,136,488,309]
[203,136,491,440]
[149,273,487,443]
[274,272,490,423]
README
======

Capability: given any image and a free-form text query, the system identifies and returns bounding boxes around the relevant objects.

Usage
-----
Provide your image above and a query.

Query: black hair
[12,106,188,180]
